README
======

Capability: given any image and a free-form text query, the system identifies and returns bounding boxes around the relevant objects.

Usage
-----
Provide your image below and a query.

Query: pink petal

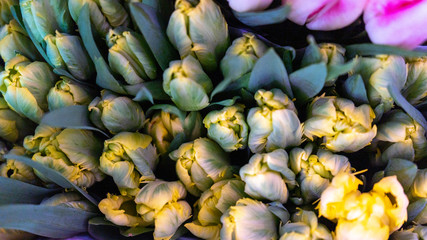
[228,0,273,12]
[364,0,427,49]
[283,0,332,25]
[306,0,368,30]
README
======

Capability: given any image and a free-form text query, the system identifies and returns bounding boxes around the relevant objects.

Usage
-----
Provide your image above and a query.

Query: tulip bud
[402,58,427,105]
[167,0,230,72]
[304,96,377,152]
[153,201,192,240]
[41,192,97,212]
[0,147,37,184]
[0,0,18,26]
[0,229,34,240]
[384,158,418,192]
[203,105,249,152]
[0,19,39,62]
[106,27,157,85]
[24,125,104,188]
[169,138,233,196]
[0,55,56,123]
[185,179,247,240]
[99,132,158,196]
[163,55,213,111]
[240,149,296,203]
[279,209,332,240]
[0,97,36,143]
[47,77,92,111]
[99,194,147,227]
[45,31,94,81]
[89,90,145,134]
[407,199,427,224]
[410,169,427,199]
[248,89,302,153]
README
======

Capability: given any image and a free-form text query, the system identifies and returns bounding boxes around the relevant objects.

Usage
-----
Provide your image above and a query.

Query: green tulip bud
[185,179,247,240]
[408,199,427,224]
[169,138,233,196]
[410,169,427,199]
[220,33,267,81]
[304,96,377,152]
[163,55,213,111]
[279,209,332,240]
[41,192,97,212]
[248,89,302,153]
[68,0,110,36]
[318,43,345,86]
[45,31,94,81]
[24,125,104,188]
[0,55,56,123]
[402,57,427,105]
[167,0,230,72]
[20,0,74,45]
[240,149,296,203]
[89,90,145,134]
[146,108,203,155]
[135,180,187,223]
[220,198,285,240]
[0,97,36,142]
[99,132,158,196]
[99,194,147,227]
[106,27,157,85]
[290,144,351,203]
[0,0,18,26]
[375,110,427,163]
[153,201,192,240]
[47,77,92,111]
[384,158,418,192]
[203,104,249,152]
[0,19,39,62]
[0,147,37,184]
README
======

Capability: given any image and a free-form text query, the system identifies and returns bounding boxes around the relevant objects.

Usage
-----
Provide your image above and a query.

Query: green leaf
[88,217,152,240]
[389,84,427,130]
[211,73,251,99]
[94,57,127,94]
[4,154,98,205]
[343,74,369,105]
[326,59,357,82]
[289,62,327,103]
[120,226,153,237]
[301,35,322,67]
[346,43,427,59]
[0,177,58,205]
[0,204,97,238]
[141,0,174,26]
[125,81,170,103]
[130,2,179,70]
[168,132,186,153]
[248,48,293,98]
[41,105,110,138]
[209,96,240,107]
[88,217,116,226]
[232,4,290,27]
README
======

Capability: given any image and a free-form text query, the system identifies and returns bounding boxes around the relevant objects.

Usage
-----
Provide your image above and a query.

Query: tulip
[247,89,303,153]
[402,57,427,105]
[0,147,37,184]
[304,96,377,152]
[283,0,367,30]
[153,201,192,240]
[279,209,332,240]
[89,90,145,134]
[0,19,39,62]
[0,55,56,123]
[227,0,273,12]
[0,97,36,143]
[99,194,147,227]
[169,138,233,196]
[240,149,296,203]
[167,0,230,72]
[407,199,427,224]
[0,229,34,240]
[364,0,427,49]
[47,77,92,111]
[23,125,104,188]
[0,0,18,26]
[163,55,213,111]
[203,105,249,152]
[390,225,427,240]
[41,192,97,212]
[99,132,158,196]
[383,158,418,192]
[409,169,427,199]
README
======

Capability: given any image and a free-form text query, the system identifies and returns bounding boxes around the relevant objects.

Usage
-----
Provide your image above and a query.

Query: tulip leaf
[301,36,322,67]
[0,204,97,238]
[326,59,357,82]
[209,96,240,107]
[0,177,58,205]
[41,105,110,138]
[4,154,98,205]
[389,85,427,130]
[141,0,174,26]
[343,74,369,105]
[290,62,327,103]
[126,81,170,103]
[88,217,116,226]
[248,48,293,98]
[94,57,127,95]
[120,226,153,237]
[211,73,251,99]
[346,44,427,58]
[168,132,187,153]
[232,4,290,27]
[130,2,179,70]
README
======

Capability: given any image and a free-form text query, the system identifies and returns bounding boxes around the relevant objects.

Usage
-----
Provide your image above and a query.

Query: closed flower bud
[0,147,37,184]
[407,199,427,224]
[169,138,233,196]
[248,89,302,153]
[0,19,39,62]
[410,169,427,199]
[99,194,146,227]
[402,58,427,105]
[153,201,192,240]
[47,77,92,111]
[0,97,36,142]
[89,90,145,134]
[167,0,230,72]
[384,158,418,192]
[280,209,332,240]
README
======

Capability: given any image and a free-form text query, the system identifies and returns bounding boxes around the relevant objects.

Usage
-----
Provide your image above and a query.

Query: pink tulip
[228,0,273,12]
[364,0,427,49]
[283,0,367,30]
